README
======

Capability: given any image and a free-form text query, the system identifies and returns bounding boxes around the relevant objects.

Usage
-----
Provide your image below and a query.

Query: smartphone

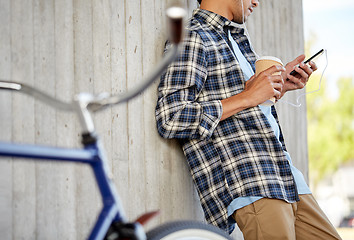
[289,49,324,77]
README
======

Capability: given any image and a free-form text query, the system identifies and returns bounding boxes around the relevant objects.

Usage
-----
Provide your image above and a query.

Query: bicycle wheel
[146,220,233,240]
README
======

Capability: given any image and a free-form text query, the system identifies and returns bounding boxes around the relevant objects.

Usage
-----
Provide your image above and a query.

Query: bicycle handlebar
[0,6,185,114]
[0,81,75,111]
[87,44,179,112]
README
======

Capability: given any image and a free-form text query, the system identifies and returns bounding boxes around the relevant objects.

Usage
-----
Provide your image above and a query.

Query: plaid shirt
[155,9,299,233]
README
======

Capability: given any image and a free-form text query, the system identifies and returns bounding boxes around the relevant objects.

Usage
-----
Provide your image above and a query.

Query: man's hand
[244,65,285,106]
[280,55,318,98]
[220,65,284,121]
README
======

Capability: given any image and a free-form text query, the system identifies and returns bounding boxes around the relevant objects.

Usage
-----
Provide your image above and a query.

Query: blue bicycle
[0,6,232,240]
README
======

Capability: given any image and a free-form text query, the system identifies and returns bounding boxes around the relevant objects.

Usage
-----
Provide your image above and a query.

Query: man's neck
[199,0,234,21]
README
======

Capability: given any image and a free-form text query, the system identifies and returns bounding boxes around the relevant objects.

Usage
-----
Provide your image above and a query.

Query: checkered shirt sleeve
[155,30,223,140]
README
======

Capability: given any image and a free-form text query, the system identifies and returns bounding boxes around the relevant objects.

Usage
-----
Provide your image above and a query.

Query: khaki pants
[232,194,342,240]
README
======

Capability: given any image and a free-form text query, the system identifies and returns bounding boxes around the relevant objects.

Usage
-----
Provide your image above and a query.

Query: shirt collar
[193,8,245,35]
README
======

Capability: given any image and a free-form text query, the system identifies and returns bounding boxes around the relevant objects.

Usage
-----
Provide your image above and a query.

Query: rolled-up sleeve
[155,30,223,140]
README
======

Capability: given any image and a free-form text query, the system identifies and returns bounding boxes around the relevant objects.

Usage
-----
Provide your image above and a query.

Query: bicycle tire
[146,220,233,240]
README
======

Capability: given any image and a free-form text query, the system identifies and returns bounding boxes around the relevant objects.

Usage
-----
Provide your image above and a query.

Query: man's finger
[308,61,318,71]
[286,75,306,89]
[273,88,282,100]
[300,63,314,79]
[269,74,284,83]
[293,54,305,65]
[272,82,283,92]
[294,65,309,79]
[286,54,305,70]
[262,65,285,75]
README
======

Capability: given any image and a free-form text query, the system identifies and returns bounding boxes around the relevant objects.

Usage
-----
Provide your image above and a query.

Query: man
[155,0,341,239]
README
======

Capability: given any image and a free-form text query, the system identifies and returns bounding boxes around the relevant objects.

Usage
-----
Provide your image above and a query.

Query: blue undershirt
[226,29,311,220]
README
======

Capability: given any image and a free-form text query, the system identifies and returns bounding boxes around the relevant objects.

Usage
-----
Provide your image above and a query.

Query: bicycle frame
[0,138,126,240]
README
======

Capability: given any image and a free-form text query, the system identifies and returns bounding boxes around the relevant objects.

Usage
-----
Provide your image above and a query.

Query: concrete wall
[0,0,305,239]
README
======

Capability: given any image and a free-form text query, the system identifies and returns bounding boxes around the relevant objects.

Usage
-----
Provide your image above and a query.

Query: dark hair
[197,0,202,4]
